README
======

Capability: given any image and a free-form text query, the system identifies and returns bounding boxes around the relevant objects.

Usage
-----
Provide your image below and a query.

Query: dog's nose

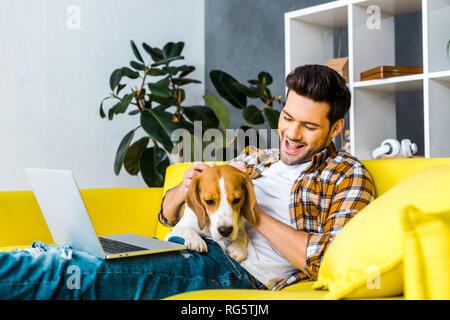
[218,226,233,237]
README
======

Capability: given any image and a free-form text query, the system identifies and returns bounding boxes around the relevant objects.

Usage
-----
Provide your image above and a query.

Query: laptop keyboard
[98,237,148,254]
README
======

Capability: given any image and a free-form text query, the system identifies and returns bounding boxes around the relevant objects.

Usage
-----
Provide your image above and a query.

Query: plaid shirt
[228,142,374,290]
[158,142,374,291]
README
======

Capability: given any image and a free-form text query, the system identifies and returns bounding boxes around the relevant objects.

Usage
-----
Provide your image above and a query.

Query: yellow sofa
[1,157,449,299]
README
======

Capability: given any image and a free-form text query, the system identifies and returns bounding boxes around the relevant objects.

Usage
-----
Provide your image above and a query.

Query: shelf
[286,0,349,28]
[285,0,449,159]
[285,1,350,75]
[427,70,450,82]
[352,0,422,16]
[353,74,424,92]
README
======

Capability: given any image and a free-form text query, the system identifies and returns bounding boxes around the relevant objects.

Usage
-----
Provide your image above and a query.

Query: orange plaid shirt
[229,142,374,290]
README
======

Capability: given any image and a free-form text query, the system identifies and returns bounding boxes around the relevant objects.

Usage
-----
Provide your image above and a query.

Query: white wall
[0,0,205,191]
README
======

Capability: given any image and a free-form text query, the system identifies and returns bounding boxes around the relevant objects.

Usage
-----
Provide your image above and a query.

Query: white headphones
[372,138,418,159]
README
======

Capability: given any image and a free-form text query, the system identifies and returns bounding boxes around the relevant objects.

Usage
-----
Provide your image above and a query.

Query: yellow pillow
[400,205,450,300]
[313,165,450,299]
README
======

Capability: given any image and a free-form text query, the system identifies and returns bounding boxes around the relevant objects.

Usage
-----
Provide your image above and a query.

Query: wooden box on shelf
[360,66,423,81]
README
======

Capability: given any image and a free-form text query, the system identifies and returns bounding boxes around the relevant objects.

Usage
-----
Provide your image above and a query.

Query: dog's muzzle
[218,226,233,237]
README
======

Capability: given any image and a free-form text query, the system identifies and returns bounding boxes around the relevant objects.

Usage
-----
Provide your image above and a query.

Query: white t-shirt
[239,160,311,289]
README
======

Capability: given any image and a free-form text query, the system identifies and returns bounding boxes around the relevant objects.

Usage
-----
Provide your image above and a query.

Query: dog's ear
[240,173,257,226]
[185,176,207,230]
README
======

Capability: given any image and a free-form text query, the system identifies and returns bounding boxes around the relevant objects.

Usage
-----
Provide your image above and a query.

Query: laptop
[24,168,186,259]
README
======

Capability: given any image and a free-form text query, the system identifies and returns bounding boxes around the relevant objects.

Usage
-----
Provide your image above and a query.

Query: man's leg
[0,237,265,299]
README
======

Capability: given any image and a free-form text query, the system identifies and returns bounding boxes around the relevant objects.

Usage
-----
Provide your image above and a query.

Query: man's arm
[159,182,188,226]
[253,208,309,270]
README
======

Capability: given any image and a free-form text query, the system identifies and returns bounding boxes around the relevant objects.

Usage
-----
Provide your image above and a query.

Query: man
[160,64,374,290]
[0,64,373,299]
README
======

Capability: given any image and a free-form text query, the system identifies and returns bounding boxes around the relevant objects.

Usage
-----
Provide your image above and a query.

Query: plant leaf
[258,71,273,85]
[173,78,201,86]
[264,108,280,129]
[209,70,247,109]
[116,93,135,114]
[123,136,149,175]
[162,66,179,75]
[151,55,184,67]
[234,83,265,99]
[182,106,219,129]
[128,109,140,115]
[149,93,176,107]
[142,43,164,62]
[243,105,264,125]
[99,96,113,119]
[139,146,169,187]
[116,83,126,95]
[122,67,140,79]
[179,65,195,78]
[108,101,121,120]
[130,40,144,63]
[114,129,136,175]
[148,83,173,98]
[203,94,230,129]
[148,68,166,76]
[130,61,145,71]
[141,109,188,151]
[109,68,123,91]
[163,41,184,58]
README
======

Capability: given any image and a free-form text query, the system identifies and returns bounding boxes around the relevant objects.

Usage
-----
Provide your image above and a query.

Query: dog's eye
[232,198,241,204]
[205,200,215,206]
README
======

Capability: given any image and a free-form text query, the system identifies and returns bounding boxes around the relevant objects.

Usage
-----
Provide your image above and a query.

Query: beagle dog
[164,164,256,263]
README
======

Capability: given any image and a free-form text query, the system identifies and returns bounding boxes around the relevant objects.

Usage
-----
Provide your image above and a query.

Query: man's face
[278,90,344,165]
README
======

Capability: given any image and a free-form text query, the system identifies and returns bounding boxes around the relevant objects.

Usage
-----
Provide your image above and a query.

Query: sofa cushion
[313,165,450,299]
[400,205,450,299]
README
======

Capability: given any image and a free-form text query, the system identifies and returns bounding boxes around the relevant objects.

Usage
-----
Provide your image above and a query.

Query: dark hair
[285,64,351,127]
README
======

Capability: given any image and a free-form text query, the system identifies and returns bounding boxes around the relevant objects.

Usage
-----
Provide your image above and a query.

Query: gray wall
[395,11,424,156]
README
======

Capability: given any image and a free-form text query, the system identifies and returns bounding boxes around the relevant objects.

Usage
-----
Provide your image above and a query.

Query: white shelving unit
[285,0,450,160]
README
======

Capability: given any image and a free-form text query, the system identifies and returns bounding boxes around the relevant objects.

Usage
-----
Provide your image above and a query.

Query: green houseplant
[99,40,222,187]
[100,41,285,187]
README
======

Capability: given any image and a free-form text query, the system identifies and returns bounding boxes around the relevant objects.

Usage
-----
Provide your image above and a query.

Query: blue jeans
[0,237,265,299]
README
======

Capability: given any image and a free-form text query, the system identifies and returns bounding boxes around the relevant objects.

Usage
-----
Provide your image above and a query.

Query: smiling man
[160,64,375,291]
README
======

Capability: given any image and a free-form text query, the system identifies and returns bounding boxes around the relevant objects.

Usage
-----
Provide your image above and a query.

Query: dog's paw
[185,235,208,253]
[226,242,247,263]
[165,227,208,253]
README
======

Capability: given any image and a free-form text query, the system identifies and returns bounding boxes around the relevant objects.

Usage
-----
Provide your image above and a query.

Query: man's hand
[180,162,216,193]
[161,162,216,224]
